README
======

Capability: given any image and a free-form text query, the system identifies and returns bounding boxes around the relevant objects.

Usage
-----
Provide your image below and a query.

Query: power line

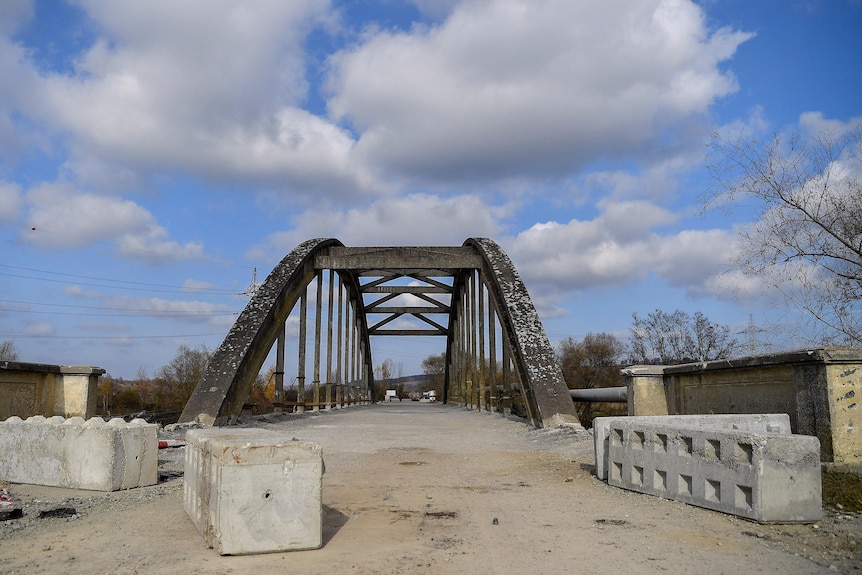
[0,264,241,295]
[0,298,239,318]
[0,333,227,340]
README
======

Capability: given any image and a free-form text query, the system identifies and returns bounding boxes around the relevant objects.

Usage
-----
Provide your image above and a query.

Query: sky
[1,0,860,380]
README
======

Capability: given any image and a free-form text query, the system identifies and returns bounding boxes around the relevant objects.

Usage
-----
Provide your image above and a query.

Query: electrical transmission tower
[739,313,766,356]
[240,268,261,297]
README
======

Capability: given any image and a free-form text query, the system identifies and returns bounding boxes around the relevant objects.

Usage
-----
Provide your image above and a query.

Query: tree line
[418,308,742,427]
[96,344,213,415]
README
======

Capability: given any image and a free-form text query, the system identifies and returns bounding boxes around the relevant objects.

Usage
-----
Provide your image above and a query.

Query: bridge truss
[179,238,580,428]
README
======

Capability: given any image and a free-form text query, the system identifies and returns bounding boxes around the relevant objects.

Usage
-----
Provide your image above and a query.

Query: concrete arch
[179,238,372,426]
[180,238,580,428]
[454,238,580,428]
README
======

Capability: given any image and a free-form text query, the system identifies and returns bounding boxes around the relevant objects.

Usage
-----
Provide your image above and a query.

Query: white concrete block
[184,428,324,555]
[0,415,158,491]
[593,414,791,480]
[605,419,821,523]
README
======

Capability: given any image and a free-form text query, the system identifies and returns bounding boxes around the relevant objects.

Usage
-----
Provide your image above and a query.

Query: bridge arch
[179,238,580,428]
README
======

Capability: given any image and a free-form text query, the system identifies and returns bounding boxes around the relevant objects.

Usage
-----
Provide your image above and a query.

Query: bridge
[179,238,581,429]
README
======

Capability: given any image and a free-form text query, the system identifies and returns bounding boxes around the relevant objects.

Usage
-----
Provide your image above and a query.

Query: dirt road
[1,403,859,574]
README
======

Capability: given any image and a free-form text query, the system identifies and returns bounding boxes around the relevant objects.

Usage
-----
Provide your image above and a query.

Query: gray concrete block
[605,419,821,523]
[184,428,324,555]
[0,415,158,491]
[593,414,791,480]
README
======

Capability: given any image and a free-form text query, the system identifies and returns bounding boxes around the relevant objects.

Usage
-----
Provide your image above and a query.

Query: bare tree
[374,358,394,401]
[0,340,19,361]
[705,125,862,344]
[422,352,446,398]
[557,333,625,424]
[629,309,738,364]
[156,345,212,410]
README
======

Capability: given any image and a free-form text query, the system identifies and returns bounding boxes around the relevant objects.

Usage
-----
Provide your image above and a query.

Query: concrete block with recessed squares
[0,415,158,491]
[592,414,791,481]
[184,427,324,555]
[604,419,821,523]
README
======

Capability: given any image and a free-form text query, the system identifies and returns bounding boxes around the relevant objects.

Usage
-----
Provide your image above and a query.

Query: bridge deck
[2,403,849,574]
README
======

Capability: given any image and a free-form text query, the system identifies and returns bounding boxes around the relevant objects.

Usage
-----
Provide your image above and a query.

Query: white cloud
[24,322,54,336]
[328,0,752,184]
[409,0,461,20]
[62,289,238,326]
[0,182,23,222]
[507,200,738,298]
[0,0,33,36]
[22,0,378,197]
[0,31,46,162]
[798,111,862,136]
[248,193,505,260]
[182,279,216,292]
[23,182,205,262]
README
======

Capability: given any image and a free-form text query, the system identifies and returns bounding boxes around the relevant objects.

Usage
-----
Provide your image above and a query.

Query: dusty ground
[1,402,860,575]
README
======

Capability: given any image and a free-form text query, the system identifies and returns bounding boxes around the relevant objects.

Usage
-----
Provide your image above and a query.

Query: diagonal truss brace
[315,247,479,337]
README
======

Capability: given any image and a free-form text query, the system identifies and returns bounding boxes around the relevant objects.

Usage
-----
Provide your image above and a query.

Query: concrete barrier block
[593,414,791,480]
[184,428,324,555]
[0,415,158,491]
[605,420,821,523]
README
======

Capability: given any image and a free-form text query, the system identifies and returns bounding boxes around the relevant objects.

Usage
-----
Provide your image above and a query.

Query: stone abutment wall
[0,361,104,420]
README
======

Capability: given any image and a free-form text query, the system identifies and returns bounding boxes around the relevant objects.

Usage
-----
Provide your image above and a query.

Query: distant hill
[380,374,433,394]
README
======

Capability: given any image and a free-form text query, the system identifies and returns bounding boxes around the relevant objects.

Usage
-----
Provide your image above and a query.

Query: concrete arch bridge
[179,238,581,429]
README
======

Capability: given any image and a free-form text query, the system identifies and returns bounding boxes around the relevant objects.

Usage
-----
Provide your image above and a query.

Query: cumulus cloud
[328,0,752,184]
[0,1,33,35]
[0,182,23,222]
[23,182,205,262]
[5,0,377,197]
[507,200,739,298]
[248,193,505,260]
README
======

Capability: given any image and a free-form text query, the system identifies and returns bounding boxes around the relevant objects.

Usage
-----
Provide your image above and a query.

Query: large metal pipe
[569,387,627,402]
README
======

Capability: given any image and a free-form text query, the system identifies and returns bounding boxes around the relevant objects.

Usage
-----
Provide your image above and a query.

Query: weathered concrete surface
[593,414,792,480]
[184,427,323,555]
[825,360,860,464]
[466,238,582,429]
[0,415,157,490]
[622,365,668,416]
[179,238,354,426]
[623,348,862,463]
[0,362,105,420]
[604,419,822,523]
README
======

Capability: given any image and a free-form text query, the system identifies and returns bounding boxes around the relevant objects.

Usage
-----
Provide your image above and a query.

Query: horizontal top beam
[370,329,447,336]
[315,246,482,271]
[362,285,450,294]
[365,306,450,314]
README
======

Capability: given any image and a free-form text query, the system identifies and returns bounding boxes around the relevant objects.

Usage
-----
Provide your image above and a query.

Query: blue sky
[1,0,860,380]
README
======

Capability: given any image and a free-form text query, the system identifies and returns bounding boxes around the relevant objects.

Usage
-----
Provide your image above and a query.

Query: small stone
[492,517,499,525]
